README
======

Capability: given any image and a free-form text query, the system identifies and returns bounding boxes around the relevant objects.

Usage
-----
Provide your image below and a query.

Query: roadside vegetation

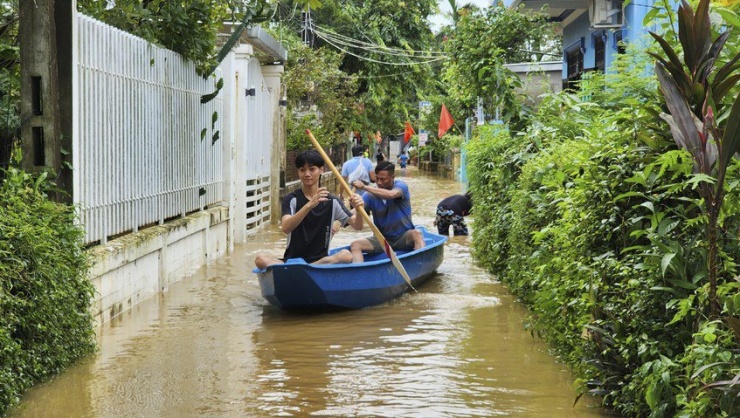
[0,160,96,415]
[0,2,92,415]
[467,1,740,415]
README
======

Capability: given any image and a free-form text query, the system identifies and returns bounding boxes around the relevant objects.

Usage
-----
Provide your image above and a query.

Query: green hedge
[0,168,96,415]
[468,54,740,416]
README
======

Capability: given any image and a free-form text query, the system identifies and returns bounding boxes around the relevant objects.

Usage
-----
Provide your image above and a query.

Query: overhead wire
[267,6,447,67]
[312,27,447,66]
[314,25,446,59]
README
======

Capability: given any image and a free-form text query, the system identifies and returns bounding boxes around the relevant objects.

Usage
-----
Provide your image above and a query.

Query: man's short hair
[375,160,395,175]
[295,150,324,168]
[351,144,365,157]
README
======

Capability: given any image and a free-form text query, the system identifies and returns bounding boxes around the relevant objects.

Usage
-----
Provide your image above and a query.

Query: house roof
[511,0,587,23]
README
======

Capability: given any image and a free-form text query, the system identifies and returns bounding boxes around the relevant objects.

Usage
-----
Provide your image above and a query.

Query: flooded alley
[9,168,615,417]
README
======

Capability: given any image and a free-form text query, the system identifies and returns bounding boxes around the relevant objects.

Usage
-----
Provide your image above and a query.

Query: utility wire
[314,30,447,66]
[315,25,446,58]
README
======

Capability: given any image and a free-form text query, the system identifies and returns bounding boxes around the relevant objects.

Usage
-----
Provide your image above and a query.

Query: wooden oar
[306,129,416,291]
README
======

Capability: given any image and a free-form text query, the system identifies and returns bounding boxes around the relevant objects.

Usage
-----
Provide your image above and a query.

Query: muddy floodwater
[10,167,617,417]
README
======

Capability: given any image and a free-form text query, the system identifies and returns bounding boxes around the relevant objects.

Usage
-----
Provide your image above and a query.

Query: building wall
[88,206,229,326]
[561,0,658,82]
[504,61,563,105]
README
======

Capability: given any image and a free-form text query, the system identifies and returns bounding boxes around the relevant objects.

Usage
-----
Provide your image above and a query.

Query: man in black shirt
[434,192,473,236]
[254,150,364,269]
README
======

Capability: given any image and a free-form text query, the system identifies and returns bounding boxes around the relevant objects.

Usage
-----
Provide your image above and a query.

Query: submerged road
[10,167,616,417]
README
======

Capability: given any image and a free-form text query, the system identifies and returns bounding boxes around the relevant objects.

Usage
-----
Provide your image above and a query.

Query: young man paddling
[348,161,425,263]
[254,150,365,269]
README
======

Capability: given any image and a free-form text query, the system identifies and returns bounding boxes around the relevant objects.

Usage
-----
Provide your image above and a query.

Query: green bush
[468,39,740,416]
[0,168,96,415]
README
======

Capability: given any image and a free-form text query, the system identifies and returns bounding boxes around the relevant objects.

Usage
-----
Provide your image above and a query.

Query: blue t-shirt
[362,180,415,242]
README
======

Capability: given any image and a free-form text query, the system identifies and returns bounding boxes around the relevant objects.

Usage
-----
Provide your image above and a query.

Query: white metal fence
[74,15,227,245]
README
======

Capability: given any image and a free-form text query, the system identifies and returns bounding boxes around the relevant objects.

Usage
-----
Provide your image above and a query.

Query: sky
[429,0,494,31]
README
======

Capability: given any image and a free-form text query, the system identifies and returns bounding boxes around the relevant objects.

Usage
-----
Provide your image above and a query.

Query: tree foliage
[78,0,268,74]
[0,0,19,172]
[648,0,740,317]
[271,0,440,137]
[467,2,740,414]
[441,3,559,128]
[272,25,359,150]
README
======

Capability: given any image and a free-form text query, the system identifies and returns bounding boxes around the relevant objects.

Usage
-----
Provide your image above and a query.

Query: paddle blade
[384,240,416,292]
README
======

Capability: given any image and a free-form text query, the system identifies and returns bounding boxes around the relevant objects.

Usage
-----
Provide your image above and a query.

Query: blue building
[511,0,657,89]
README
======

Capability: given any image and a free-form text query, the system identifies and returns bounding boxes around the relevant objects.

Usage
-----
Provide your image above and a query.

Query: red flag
[438,104,454,138]
[403,121,415,143]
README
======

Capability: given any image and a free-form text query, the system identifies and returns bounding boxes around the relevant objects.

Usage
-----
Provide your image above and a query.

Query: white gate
[244,57,272,230]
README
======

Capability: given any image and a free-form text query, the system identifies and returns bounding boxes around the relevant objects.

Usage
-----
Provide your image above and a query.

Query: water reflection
[9,168,615,417]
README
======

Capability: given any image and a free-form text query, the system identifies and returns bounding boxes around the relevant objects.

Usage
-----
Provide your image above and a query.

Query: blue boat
[254,227,447,310]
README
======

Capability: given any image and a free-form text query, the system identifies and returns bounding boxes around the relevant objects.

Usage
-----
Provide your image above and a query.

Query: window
[564,39,584,90]
[615,30,626,54]
[594,32,606,71]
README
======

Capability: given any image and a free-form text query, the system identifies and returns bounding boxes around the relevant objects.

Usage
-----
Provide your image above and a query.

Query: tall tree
[272,0,441,137]
[0,0,19,172]
[272,25,360,150]
[442,3,559,127]
[77,0,268,73]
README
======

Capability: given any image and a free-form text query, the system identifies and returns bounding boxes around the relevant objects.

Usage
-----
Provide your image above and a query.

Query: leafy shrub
[0,168,96,415]
[468,31,740,416]
[421,133,464,162]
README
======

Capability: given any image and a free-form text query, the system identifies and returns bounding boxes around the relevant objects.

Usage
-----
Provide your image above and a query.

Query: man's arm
[354,182,402,200]
[345,194,365,230]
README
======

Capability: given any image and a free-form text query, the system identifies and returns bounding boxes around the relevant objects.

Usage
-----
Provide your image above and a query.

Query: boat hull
[254,227,447,310]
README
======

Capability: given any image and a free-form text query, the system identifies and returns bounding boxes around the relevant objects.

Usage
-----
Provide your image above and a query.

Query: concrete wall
[504,61,563,106]
[88,171,340,328]
[88,206,229,326]
[418,149,461,181]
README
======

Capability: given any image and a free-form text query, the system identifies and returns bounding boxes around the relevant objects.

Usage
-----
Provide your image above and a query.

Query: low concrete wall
[419,150,460,181]
[89,171,341,327]
[87,206,229,326]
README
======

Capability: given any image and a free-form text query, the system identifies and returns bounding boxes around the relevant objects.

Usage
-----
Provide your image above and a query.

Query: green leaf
[200,90,218,104]
[646,382,658,410]
[643,7,661,27]
[655,64,705,168]
[661,253,676,277]
[667,278,699,290]
[720,93,740,167]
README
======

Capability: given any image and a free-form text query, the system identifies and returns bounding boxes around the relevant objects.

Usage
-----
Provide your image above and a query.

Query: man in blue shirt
[340,144,375,198]
[349,161,425,263]
[397,151,409,169]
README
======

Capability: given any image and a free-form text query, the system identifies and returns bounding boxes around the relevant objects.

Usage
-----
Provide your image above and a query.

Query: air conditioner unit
[588,0,623,29]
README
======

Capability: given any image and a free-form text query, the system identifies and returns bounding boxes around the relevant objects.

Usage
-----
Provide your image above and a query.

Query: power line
[312,26,447,66]
[314,25,446,58]
[315,30,447,66]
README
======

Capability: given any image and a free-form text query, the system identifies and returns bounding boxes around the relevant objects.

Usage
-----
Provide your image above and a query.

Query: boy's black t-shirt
[281,190,352,262]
